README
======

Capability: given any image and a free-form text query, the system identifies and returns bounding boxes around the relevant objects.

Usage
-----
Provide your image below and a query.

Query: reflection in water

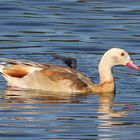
[3,88,127,120]
[98,92,127,119]
[2,88,88,104]
[0,0,139,139]
[0,88,134,139]
[97,92,127,127]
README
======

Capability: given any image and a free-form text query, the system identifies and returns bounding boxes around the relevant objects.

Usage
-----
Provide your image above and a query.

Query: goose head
[99,48,140,71]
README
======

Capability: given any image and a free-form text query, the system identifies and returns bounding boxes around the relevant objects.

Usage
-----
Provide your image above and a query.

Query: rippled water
[0,0,140,139]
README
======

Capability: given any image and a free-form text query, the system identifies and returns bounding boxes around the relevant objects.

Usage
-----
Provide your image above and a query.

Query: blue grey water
[0,0,140,139]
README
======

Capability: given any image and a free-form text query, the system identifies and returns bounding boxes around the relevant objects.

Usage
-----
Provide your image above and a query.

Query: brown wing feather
[3,65,29,78]
[42,64,95,86]
[40,67,91,91]
[0,58,44,78]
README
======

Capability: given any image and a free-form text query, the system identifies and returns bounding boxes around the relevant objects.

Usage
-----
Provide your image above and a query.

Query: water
[0,0,140,139]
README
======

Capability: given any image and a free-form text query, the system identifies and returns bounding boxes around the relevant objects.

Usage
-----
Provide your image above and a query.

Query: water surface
[0,0,140,139]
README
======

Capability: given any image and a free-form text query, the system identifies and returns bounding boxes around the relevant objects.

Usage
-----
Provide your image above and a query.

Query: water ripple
[0,0,140,140]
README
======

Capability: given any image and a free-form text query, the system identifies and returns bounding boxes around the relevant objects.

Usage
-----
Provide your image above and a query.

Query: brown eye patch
[121,52,125,56]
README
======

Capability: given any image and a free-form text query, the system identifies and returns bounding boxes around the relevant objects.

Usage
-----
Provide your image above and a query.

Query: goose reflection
[2,88,129,130]
[2,88,87,104]
[3,88,127,120]
[98,92,127,121]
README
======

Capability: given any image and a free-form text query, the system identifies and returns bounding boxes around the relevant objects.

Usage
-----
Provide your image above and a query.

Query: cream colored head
[98,48,140,84]
[99,48,140,71]
[100,48,131,67]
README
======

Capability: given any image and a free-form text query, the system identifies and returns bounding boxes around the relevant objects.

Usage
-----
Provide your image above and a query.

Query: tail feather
[0,58,45,68]
[52,54,77,69]
[0,58,44,78]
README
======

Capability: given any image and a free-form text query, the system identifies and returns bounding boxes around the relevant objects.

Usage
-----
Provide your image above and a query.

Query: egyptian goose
[0,48,139,93]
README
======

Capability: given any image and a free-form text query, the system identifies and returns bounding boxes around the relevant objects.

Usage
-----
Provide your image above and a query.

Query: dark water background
[0,0,140,139]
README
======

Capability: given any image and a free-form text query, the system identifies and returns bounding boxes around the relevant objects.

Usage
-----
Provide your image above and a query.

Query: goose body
[0,48,139,93]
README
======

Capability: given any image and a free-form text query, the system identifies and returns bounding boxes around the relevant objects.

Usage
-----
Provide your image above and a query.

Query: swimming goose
[0,48,139,93]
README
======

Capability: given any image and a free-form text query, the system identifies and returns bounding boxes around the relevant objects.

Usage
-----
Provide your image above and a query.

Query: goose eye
[121,52,125,56]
